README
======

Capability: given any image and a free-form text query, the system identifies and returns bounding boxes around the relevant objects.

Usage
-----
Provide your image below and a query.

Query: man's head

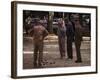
[64,17,69,23]
[34,18,40,23]
[34,18,42,26]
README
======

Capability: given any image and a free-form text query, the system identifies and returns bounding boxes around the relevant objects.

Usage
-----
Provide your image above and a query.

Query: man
[74,18,83,63]
[58,18,66,59]
[65,18,74,60]
[25,16,32,34]
[29,19,49,67]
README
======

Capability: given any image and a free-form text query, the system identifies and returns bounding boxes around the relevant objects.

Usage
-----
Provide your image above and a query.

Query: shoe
[75,60,82,63]
[38,63,43,68]
[66,57,73,60]
[66,58,73,61]
[34,63,38,68]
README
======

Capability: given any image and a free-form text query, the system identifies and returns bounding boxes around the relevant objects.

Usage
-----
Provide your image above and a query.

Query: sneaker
[66,58,73,60]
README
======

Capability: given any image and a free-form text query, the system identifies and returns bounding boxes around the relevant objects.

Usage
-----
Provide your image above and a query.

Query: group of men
[58,16,83,64]
[27,14,83,68]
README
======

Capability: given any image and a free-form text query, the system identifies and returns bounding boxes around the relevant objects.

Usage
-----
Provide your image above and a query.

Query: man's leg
[33,45,38,67]
[67,38,73,59]
[61,38,65,58]
[75,40,82,63]
[38,42,43,67]
[58,37,63,58]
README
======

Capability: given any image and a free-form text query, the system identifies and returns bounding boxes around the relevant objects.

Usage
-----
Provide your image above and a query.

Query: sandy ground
[23,36,91,69]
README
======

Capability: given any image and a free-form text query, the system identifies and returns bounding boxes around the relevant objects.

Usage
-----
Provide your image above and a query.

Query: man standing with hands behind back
[29,19,49,68]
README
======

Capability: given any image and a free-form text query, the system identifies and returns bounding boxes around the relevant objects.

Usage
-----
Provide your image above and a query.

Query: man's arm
[43,28,49,38]
[28,27,34,36]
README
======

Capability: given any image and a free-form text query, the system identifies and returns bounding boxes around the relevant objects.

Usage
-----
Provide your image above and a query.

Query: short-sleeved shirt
[31,24,48,42]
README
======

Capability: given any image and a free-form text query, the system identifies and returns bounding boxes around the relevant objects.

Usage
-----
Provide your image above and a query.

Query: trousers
[33,41,43,67]
[58,36,66,58]
[67,38,73,59]
[75,39,82,61]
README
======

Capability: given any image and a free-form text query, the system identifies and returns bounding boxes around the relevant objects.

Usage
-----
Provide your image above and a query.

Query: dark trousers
[33,41,43,67]
[67,38,73,59]
[75,40,82,61]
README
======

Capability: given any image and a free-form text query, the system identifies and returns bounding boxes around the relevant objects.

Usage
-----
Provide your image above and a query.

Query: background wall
[0,0,99,80]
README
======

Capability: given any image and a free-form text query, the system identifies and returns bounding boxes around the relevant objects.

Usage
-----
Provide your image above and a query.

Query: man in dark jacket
[65,18,75,60]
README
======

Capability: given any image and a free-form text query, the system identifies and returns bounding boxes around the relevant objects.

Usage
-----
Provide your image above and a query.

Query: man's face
[74,19,79,24]
[65,19,68,23]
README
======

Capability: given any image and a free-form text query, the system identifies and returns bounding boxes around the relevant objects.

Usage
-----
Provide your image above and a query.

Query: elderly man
[29,19,49,68]
[58,18,66,59]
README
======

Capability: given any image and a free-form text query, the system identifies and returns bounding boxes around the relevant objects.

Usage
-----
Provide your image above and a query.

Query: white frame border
[15,2,97,77]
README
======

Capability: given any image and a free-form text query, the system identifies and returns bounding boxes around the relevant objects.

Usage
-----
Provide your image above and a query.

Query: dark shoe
[34,64,38,68]
[75,60,82,63]
[38,63,43,68]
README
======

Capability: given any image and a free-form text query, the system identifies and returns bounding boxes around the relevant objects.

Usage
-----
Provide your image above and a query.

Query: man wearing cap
[74,15,83,63]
